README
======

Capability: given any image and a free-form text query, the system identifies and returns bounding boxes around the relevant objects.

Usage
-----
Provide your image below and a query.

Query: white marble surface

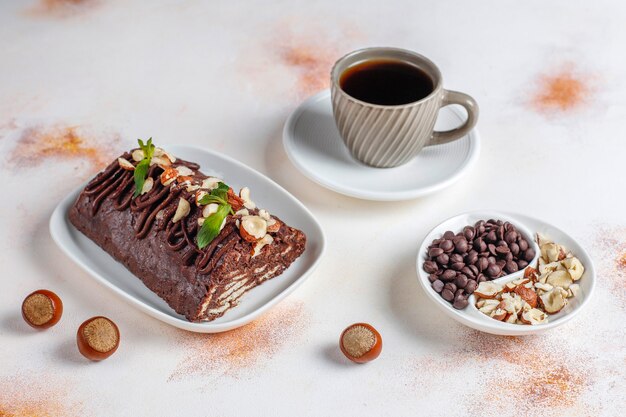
[1,1,625,416]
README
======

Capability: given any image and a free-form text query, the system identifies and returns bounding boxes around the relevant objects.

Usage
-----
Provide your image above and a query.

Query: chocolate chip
[505,260,519,273]
[441,269,456,281]
[517,260,528,269]
[450,253,464,264]
[441,289,455,301]
[467,252,478,265]
[453,297,469,310]
[524,248,536,262]
[451,262,465,271]
[486,264,502,278]
[469,264,479,276]
[473,238,485,252]
[488,256,496,264]
[488,244,497,256]
[518,239,529,251]
[423,261,439,274]
[465,280,478,294]
[429,247,444,257]
[428,274,439,283]
[477,274,487,283]
[454,239,469,254]
[436,253,449,265]
[509,242,520,256]
[440,239,454,252]
[455,274,469,289]
[443,231,455,239]
[432,280,444,293]
[496,245,510,255]
[463,226,475,241]
[486,230,497,242]
[461,266,474,278]
[477,257,489,271]
[505,231,517,244]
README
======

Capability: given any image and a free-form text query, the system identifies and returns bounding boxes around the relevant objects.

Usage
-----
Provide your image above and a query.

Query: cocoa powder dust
[169,301,309,381]
[593,225,626,308]
[272,22,365,98]
[0,374,83,417]
[279,41,338,97]
[25,0,99,18]
[531,66,593,114]
[409,331,593,416]
[9,125,120,172]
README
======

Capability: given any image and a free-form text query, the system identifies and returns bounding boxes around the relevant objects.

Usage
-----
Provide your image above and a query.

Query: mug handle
[428,89,479,146]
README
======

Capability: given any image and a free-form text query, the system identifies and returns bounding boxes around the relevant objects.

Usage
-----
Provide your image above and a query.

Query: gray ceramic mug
[331,47,479,168]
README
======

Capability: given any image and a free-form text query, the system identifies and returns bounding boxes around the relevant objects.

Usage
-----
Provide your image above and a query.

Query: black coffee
[339,59,434,105]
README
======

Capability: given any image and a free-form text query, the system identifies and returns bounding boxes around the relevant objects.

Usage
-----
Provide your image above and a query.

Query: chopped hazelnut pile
[475,236,584,325]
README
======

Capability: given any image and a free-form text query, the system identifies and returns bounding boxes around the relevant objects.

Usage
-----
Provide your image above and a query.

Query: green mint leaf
[210,182,230,200]
[213,182,229,193]
[197,203,231,249]
[133,159,150,198]
[198,194,227,206]
[138,137,155,160]
[133,138,156,198]
[197,182,231,206]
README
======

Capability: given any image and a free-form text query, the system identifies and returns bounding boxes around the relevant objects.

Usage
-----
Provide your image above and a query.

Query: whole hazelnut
[77,316,120,361]
[21,289,63,329]
[340,323,382,364]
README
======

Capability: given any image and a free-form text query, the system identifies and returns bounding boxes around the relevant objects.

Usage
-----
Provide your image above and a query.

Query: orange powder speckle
[280,42,338,97]
[593,225,626,306]
[9,125,120,172]
[618,252,626,271]
[0,374,83,417]
[520,365,585,406]
[409,331,593,416]
[531,66,593,113]
[0,118,18,140]
[271,22,365,99]
[25,0,99,18]
[169,301,309,381]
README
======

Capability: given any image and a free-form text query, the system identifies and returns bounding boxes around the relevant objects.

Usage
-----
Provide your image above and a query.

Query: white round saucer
[282,90,481,201]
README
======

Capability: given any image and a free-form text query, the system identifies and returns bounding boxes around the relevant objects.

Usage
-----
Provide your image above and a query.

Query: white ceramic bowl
[416,211,595,335]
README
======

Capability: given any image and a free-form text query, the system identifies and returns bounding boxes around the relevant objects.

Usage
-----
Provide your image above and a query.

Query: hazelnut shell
[77,316,120,361]
[21,289,63,329]
[339,323,382,364]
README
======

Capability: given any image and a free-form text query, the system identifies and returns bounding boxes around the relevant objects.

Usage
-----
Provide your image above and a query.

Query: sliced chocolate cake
[69,140,306,322]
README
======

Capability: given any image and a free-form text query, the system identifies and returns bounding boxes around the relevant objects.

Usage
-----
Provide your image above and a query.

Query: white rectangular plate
[49,144,325,333]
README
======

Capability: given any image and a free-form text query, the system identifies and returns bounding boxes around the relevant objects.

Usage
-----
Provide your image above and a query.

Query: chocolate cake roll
[69,142,306,322]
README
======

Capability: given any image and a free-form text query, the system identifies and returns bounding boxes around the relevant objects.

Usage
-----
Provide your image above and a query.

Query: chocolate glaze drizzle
[82,152,241,274]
